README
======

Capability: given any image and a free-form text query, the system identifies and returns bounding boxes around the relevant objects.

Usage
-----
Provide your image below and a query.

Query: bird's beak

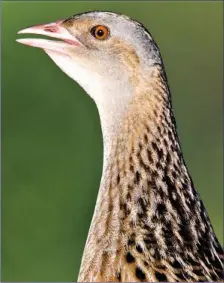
[16,20,81,55]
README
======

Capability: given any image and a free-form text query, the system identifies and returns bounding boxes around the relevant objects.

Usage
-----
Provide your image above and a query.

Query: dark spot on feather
[151,170,159,179]
[158,148,164,160]
[139,143,143,150]
[155,271,167,281]
[147,149,153,163]
[157,187,167,200]
[144,260,149,267]
[166,176,189,222]
[144,237,152,246]
[163,138,168,147]
[144,134,148,143]
[179,219,193,242]
[144,232,157,245]
[131,232,136,238]
[128,184,133,190]
[151,214,158,223]
[120,202,130,217]
[164,233,174,248]
[172,170,177,179]
[143,223,150,230]
[163,222,176,247]
[136,267,146,281]
[152,141,157,151]
[174,163,181,175]
[166,152,171,164]
[153,109,158,117]
[194,269,205,277]
[130,164,134,172]
[117,174,120,184]
[137,212,144,219]
[156,203,166,215]
[154,249,161,261]
[157,125,162,134]
[116,271,121,281]
[138,198,147,212]
[172,259,182,269]
[156,161,162,169]
[128,238,135,246]
[137,151,141,160]
[181,180,188,190]
[156,264,166,270]
[145,124,150,133]
[126,252,135,263]
[126,192,131,201]
[136,245,143,253]
[108,202,113,211]
[168,130,173,142]
[134,171,141,184]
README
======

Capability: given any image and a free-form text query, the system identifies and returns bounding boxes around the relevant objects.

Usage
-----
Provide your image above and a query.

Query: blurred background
[2,1,223,282]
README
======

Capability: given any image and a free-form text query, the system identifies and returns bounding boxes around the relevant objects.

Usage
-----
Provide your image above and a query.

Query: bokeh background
[2,1,223,282]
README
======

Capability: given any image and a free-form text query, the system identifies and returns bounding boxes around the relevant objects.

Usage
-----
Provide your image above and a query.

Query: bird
[17,11,223,282]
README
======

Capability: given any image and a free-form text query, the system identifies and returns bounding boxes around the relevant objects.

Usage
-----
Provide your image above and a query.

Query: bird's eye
[90,25,110,40]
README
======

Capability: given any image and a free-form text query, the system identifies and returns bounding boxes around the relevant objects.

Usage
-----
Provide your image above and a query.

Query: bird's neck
[78,67,221,282]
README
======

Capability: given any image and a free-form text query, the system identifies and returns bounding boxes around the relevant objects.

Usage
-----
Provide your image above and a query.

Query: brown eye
[90,25,109,40]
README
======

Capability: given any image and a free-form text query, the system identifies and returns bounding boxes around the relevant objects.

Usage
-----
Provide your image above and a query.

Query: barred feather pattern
[78,66,224,282]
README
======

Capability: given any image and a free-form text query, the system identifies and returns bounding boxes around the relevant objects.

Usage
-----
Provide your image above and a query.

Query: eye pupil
[97,29,104,37]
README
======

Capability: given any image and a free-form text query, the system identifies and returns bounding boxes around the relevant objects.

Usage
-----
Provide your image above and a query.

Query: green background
[2,1,223,282]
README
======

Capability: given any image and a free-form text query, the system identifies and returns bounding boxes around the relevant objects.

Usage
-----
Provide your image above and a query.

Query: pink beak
[16,21,81,54]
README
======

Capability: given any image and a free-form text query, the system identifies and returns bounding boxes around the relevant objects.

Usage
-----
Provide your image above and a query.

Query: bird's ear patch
[111,38,140,69]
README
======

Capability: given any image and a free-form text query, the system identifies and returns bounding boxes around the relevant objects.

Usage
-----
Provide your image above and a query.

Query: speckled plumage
[17,11,224,282]
[78,65,224,282]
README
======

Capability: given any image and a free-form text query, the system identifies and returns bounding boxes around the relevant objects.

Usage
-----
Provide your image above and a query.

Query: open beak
[16,20,81,55]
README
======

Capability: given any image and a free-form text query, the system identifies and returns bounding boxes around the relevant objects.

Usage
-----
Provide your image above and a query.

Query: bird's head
[17,11,162,100]
[17,11,164,140]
